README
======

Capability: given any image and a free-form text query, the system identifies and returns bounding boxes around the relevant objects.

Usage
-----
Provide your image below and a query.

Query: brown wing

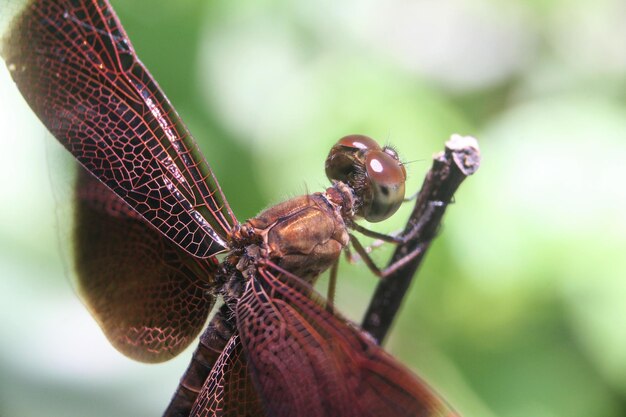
[1,0,237,257]
[74,168,216,363]
[191,334,265,417]
[236,265,458,417]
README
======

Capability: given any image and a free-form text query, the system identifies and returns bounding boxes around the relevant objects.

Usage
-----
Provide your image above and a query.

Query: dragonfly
[1,1,458,416]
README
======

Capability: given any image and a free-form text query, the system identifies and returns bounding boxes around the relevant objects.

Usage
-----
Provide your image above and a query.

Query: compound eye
[326,135,381,184]
[336,134,381,151]
[362,150,406,222]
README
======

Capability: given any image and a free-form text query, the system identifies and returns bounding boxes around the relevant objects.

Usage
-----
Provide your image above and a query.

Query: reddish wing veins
[191,334,265,417]
[74,167,216,362]
[234,265,458,417]
[1,0,236,257]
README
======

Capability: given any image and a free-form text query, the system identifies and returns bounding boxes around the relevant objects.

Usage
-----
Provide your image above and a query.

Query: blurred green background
[1,0,625,416]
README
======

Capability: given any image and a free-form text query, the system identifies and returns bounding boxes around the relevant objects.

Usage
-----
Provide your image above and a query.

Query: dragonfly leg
[349,234,426,279]
[351,222,405,243]
[351,200,444,245]
[343,244,359,264]
[403,190,419,202]
[163,304,235,417]
[326,259,339,312]
[358,232,403,259]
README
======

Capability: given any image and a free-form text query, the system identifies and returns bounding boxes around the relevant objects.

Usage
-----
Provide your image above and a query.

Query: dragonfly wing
[191,334,265,417]
[74,168,216,363]
[1,0,236,257]
[236,266,458,417]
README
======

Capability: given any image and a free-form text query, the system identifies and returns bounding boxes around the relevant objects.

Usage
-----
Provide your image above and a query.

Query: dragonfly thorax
[228,189,353,284]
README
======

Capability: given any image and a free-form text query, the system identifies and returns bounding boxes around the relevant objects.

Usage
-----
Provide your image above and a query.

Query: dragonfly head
[325,135,406,222]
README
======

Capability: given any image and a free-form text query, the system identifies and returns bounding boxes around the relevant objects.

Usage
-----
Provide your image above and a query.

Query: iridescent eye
[335,134,381,151]
[325,135,379,184]
[325,135,406,222]
[361,150,406,222]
